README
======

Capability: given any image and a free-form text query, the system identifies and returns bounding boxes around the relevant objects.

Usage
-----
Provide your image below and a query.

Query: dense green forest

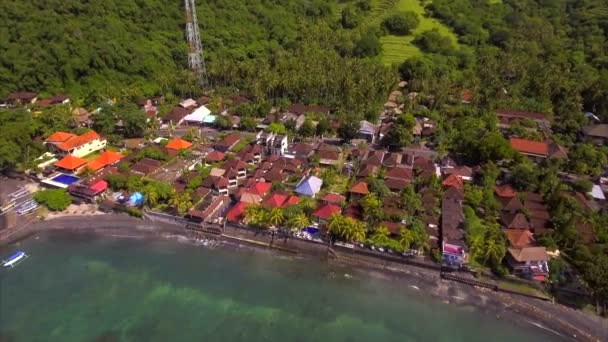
[2,0,606,123]
[0,0,394,117]
[0,0,186,100]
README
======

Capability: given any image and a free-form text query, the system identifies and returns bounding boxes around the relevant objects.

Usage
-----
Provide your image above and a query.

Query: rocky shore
[3,214,607,341]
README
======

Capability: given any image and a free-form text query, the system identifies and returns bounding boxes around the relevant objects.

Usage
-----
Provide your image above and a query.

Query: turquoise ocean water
[0,232,560,341]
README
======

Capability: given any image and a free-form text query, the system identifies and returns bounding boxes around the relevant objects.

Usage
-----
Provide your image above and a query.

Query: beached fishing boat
[2,251,28,268]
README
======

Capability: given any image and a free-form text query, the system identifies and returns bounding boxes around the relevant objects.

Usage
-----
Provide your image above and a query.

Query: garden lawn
[82,151,102,162]
[232,138,251,153]
[495,279,550,299]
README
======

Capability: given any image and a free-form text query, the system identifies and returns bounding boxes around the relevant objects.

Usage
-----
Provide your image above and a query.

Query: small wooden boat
[2,251,28,268]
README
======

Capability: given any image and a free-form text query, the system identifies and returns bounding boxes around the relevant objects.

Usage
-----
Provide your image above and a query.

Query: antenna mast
[184,0,208,87]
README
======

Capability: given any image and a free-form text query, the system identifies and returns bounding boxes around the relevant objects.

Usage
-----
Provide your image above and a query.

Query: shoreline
[2,214,607,341]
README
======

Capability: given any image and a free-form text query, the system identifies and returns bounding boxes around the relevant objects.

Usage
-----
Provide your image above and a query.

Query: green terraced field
[379,35,422,64]
[380,0,459,65]
[334,0,460,66]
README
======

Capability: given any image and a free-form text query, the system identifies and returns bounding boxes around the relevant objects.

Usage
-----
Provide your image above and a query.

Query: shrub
[341,7,361,29]
[354,32,381,57]
[125,207,144,218]
[413,29,455,54]
[572,179,593,193]
[33,189,72,211]
[381,12,420,35]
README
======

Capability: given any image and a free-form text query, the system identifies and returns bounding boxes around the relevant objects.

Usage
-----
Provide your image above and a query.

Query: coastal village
[1,84,607,305]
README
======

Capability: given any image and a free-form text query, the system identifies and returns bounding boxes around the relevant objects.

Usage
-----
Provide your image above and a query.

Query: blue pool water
[51,174,80,185]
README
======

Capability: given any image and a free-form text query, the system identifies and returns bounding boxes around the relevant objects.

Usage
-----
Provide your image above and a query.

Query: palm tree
[145,189,159,208]
[168,190,181,209]
[370,225,391,248]
[327,214,346,238]
[267,208,284,228]
[347,219,367,243]
[483,237,505,267]
[245,205,262,226]
[399,228,414,251]
[180,192,193,214]
[362,193,383,226]
[469,235,485,261]
[169,191,193,215]
[288,213,311,231]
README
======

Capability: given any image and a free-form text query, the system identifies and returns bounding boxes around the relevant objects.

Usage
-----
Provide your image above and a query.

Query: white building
[183,105,211,124]
[45,130,107,158]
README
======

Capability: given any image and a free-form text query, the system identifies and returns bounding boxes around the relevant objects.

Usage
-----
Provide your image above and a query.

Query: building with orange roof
[86,150,124,172]
[55,155,88,172]
[349,180,370,200]
[46,130,107,158]
[442,174,463,189]
[510,138,567,161]
[505,229,535,248]
[495,184,517,198]
[165,138,193,150]
[46,131,76,144]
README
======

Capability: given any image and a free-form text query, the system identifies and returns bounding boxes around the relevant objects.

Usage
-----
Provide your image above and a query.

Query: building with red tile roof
[501,212,531,230]
[165,138,193,150]
[239,193,263,204]
[214,132,241,152]
[321,193,346,205]
[205,150,225,162]
[495,184,517,198]
[510,138,548,157]
[505,229,535,248]
[496,109,549,126]
[226,202,250,223]
[510,138,567,160]
[55,155,88,171]
[261,167,286,182]
[262,193,299,208]
[443,166,473,180]
[343,203,363,220]
[385,178,410,192]
[246,181,272,197]
[313,204,341,222]
[386,166,413,180]
[349,181,370,199]
[442,174,463,189]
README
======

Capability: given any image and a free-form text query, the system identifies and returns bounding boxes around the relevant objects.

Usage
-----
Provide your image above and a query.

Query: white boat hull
[2,252,27,268]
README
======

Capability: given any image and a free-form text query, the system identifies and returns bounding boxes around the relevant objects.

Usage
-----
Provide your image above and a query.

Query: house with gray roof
[294,175,323,197]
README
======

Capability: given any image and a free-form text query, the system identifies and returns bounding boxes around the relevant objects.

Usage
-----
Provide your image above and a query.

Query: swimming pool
[51,174,80,185]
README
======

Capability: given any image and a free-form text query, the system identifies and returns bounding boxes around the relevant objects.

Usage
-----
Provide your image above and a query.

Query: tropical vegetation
[33,189,72,211]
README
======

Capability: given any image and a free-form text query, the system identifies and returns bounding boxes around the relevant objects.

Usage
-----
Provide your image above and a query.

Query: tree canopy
[381,12,420,36]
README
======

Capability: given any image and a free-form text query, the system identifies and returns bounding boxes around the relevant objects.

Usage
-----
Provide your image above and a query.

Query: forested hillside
[0,0,186,101]
[427,0,608,121]
[1,0,607,124]
[0,0,395,118]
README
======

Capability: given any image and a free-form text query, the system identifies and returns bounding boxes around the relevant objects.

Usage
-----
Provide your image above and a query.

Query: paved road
[156,127,258,141]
